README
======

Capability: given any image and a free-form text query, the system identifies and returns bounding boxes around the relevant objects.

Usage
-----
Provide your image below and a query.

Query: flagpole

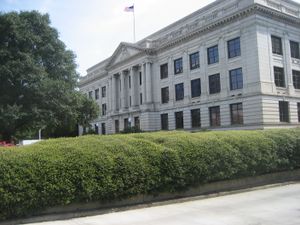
[133,4,136,42]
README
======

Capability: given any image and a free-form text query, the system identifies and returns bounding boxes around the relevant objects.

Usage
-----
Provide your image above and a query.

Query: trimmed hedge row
[0,129,300,220]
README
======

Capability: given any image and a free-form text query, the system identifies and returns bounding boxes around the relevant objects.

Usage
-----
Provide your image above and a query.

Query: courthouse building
[79,0,300,135]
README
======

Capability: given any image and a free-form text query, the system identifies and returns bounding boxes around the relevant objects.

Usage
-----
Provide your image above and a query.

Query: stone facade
[79,0,300,135]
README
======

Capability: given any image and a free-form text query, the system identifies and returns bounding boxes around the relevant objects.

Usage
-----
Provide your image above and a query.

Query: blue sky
[1,0,300,76]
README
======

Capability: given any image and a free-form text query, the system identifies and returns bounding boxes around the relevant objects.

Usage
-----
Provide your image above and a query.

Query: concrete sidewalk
[26,183,300,225]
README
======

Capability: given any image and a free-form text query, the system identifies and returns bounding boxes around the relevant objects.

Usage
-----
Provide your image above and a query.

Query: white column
[112,75,116,112]
[142,64,146,104]
[121,71,128,109]
[145,62,153,103]
[108,77,112,112]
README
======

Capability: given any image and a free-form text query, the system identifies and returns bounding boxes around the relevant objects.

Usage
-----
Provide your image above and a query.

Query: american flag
[124,5,134,12]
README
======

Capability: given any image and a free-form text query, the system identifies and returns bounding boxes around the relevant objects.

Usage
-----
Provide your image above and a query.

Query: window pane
[191,109,201,128]
[272,36,283,55]
[161,114,169,130]
[102,86,106,97]
[175,83,184,101]
[95,89,99,100]
[161,87,169,103]
[274,67,285,87]
[160,63,168,79]
[209,74,221,94]
[230,103,243,125]
[175,111,184,129]
[174,58,183,74]
[293,70,300,89]
[228,37,241,58]
[189,52,200,70]
[209,106,220,127]
[207,45,219,64]
[290,41,300,59]
[191,78,201,98]
[279,101,289,122]
[230,68,243,90]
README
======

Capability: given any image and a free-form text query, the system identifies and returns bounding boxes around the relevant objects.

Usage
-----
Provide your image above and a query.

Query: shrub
[0,129,299,220]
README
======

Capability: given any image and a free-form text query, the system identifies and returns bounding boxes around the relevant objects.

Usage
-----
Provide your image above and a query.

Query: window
[102,104,107,116]
[94,89,99,100]
[161,87,169,104]
[228,37,241,58]
[128,76,131,89]
[88,91,93,99]
[290,41,300,59]
[124,118,129,129]
[271,35,283,55]
[102,86,106,98]
[207,45,219,64]
[139,72,142,85]
[160,63,168,79]
[209,106,220,127]
[115,120,119,133]
[101,123,106,135]
[140,93,143,105]
[175,111,184,129]
[94,124,99,134]
[274,67,285,87]
[230,68,243,90]
[134,116,140,129]
[191,78,201,98]
[279,101,289,122]
[174,58,183,74]
[209,74,221,94]
[230,103,243,125]
[129,96,132,107]
[298,103,300,122]
[191,109,201,128]
[161,114,169,130]
[293,70,300,89]
[189,52,200,70]
[175,83,184,101]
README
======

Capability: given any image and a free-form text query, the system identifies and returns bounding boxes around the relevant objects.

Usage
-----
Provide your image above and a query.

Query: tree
[0,11,99,141]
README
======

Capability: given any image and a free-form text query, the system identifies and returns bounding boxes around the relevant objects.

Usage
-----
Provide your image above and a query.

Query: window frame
[279,101,289,123]
[175,83,184,101]
[191,78,201,98]
[274,67,286,88]
[229,68,243,90]
[271,35,283,55]
[227,37,241,59]
[189,52,200,70]
[101,86,106,98]
[209,73,221,94]
[290,41,300,59]
[102,103,107,116]
[175,111,184,129]
[95,88,99,100]
[161,87,169,104]
[191,108,201,128]
[174,57,183,74]
[293,70,300,89]
[161,113,169,130]
[160,63,168,79]
[209,106,221,127]
[207,45,219,64]
[230,103,244,125]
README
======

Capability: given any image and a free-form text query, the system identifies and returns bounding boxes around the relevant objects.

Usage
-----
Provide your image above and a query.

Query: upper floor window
[102,104,107,116]
[191,78,201,98]
[230,103,243,125]
[274,67,285,88]
[189,52,200,70]
[279,101,289,123]
[161,87,169,104]
[140,93,143,105]
[128,76,131,89]
[174,58,183,74]
[102,86,106,98]
[139,72,142,85]
[209,74,221,94]
[160,63,168,79]
[207,45,219,64]
[95,88,99,100]
[88,91,93,99]
[175,83,184,101]
[227,37,241,58]
[271,35,283,55]
[229,68,243,90]
[290,41,300,59]
[293,70,300,89]
[209,106,220,127]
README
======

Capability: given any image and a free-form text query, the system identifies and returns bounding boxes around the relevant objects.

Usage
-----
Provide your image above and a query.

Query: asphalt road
[28,183,300,225]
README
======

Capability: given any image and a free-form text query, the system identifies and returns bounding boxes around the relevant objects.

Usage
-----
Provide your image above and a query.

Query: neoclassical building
[79,0,300,135]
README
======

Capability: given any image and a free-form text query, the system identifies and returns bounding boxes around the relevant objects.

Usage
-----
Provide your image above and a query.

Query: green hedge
[0,129,300,220]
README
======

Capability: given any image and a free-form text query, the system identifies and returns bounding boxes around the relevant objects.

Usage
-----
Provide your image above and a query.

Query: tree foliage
[0,11,99,140]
